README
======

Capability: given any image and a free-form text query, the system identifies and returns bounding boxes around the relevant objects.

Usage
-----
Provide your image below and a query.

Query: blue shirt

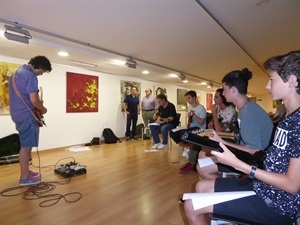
[9,64,39,123]
[124,94,139,114]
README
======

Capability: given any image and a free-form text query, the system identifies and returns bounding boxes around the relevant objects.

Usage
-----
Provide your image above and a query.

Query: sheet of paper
[67,146,91,152]
[171,126,187,132]
[183,191,256,210]
[148,122,160,126]
[198,156,218,168]
[144,149,159,152]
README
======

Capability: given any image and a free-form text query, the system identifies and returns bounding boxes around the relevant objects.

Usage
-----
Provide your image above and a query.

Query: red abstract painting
[206,93,213,110]
[66,72,98,112]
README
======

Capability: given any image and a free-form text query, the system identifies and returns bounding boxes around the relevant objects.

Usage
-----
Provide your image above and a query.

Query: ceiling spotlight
[182,80,188,83]
[207,81,213,89]
[4,24,32,44]
[125,57,137,69]
[178,73,186,81]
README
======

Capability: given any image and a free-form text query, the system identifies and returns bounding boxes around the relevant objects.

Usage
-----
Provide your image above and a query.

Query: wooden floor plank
[0,139,197,225]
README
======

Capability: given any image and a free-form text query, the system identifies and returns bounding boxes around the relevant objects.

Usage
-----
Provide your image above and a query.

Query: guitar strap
[11,69,43,126]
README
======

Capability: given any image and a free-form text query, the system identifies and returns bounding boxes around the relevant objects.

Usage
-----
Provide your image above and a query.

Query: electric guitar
[34,87,46,127]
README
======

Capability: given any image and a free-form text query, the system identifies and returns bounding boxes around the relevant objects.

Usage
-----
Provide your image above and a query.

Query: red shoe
[178,163,195,174]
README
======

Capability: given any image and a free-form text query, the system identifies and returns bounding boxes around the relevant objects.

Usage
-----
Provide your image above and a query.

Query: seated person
[207,88,237,133]
[184,50,300,225]
[197,68,273,179]
[169,90,206,174]
[150,94,177,150]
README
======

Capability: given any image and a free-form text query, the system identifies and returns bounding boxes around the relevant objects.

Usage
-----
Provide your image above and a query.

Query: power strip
[54,161,87,178]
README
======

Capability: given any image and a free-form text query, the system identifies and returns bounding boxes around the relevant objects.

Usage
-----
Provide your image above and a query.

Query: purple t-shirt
[9,64,39,122]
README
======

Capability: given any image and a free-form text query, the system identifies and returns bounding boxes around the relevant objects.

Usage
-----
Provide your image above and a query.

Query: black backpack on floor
[102,128,122,144]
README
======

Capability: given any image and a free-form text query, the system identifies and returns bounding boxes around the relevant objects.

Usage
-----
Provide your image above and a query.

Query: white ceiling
[0,0,299,96]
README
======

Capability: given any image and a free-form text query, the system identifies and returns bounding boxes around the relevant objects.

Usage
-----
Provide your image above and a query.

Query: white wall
[0,55,212,150]
[256,93,276,115]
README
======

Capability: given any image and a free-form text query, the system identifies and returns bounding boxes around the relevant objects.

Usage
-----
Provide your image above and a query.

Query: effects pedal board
[54,161,87,178]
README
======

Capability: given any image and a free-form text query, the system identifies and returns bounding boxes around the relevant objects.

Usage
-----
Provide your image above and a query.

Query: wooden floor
[0,138,198,225]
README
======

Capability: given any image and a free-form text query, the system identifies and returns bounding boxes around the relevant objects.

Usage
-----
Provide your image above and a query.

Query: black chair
[168,113,181,148]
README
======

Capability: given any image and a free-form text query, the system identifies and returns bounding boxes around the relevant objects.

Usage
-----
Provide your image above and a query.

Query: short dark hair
[264,50,300,94]
[131,86,138,91]
[184,90,197,98]
[156,94,167,101]
[222,68,252,95]
[28,55,52,72]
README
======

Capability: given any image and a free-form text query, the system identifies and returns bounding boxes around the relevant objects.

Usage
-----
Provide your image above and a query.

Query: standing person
[197,68,273,179]
[150,94,177,150]
[141,88,157,137]
[169,90,206,174]
[123,86,140,141]
[8,55,52,186]
[184,51,300,225]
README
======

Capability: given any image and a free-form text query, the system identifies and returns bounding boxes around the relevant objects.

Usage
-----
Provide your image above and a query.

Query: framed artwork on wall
[206,93,213,110]
[177,88,187,111]
[0,61,20,115]
[155,86,167,96]
[66,72,99,113]
[120,80,141,112]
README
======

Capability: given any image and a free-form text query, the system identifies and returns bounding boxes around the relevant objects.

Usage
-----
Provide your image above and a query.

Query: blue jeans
[150,123,175,145]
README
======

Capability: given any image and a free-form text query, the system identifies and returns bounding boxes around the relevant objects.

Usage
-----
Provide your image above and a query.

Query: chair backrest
[175,113,181,127]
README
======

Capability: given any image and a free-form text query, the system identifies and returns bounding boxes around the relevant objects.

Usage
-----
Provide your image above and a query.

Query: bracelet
[249,165,257,179]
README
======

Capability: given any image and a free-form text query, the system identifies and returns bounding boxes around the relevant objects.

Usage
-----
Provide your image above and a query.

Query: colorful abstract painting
[66,72,99,112]
[0,61,21,115]
[206,93,213,110]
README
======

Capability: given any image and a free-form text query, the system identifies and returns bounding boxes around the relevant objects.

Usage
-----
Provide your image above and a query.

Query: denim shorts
[16,117,39,148]
[213,178,293,225]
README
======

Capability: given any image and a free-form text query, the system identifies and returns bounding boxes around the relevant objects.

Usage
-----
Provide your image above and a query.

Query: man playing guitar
[9,55,52,186]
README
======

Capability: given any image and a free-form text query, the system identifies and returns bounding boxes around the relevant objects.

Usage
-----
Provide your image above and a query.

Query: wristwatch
[249,165,257,179]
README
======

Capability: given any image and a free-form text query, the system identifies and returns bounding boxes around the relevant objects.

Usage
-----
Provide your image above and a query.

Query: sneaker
[151,143,161,149]
[178,163,196,174]
[29,170,40,177]
[179,198,185,205]
[182,147,190,158]
[126,136,131,141]
[19,175,43,186]
[157,144,167,150]
[132,136,138,141]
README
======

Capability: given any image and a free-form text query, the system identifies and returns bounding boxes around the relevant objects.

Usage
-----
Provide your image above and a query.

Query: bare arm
[30,92,47,114]
[209,130,259,154]
[212,143,300,194]
[137,103,140,115]
[123,102,129,115]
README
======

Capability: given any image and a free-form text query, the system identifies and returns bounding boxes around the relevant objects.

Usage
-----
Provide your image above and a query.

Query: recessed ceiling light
[58,51,69,57]
[182,80,188,83]
[142,70,149,74]
[111,59,126,66]
[169,74,178,78]
[200,81,207,85]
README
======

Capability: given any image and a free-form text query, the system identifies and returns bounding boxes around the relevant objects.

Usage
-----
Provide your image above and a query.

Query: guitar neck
[39,86,43,101]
